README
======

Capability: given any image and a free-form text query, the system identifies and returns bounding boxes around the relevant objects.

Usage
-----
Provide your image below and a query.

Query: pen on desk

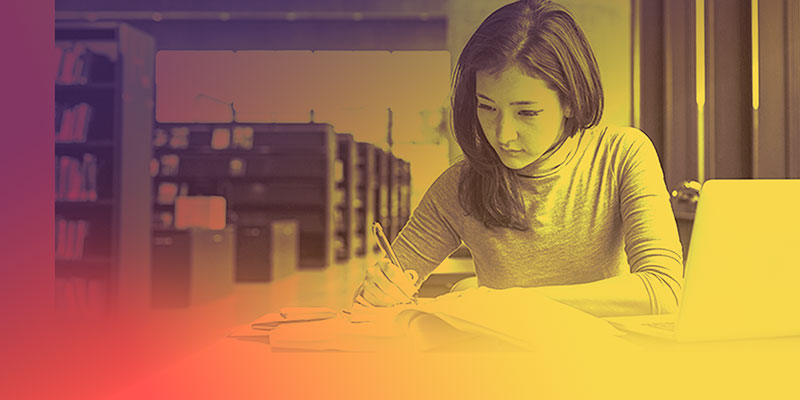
[372,222,419,304]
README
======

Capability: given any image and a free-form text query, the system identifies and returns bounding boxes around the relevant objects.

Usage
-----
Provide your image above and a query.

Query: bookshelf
[373,147,390,249]
[335,133,356,262]
[354,142,376,256]
[387,154,401,240]
[384,153,412,241]
[397,158,412,236]
[152,122,338,271]
[55,22,154,314]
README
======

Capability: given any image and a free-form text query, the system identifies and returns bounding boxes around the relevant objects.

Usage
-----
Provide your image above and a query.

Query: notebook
[606,179,800,342]
[260,287,623,352]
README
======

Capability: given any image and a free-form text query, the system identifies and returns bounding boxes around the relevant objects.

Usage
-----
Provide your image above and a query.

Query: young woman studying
[355,0,683,318]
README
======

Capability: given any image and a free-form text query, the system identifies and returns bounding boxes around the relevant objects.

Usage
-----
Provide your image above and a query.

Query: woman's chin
[499,155,538,171]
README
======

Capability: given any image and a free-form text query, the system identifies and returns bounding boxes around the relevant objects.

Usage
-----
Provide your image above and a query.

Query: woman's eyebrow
[477,93,539,106]
[477,93,495,102]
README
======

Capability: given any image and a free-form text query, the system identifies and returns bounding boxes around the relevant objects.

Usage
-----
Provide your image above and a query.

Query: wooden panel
[638,0,665,160]
[706,0,752,179]
[757,0,788,178]
[788,0,800,178]
[662,0,698,212]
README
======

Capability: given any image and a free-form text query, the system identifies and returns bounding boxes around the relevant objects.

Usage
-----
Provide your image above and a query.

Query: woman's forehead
[475,67,556,99]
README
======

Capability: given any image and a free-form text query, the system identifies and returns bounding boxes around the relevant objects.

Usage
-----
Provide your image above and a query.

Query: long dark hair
[453,0,604,230]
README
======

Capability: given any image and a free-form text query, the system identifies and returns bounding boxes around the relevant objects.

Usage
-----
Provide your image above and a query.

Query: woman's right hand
[353,258,418,307]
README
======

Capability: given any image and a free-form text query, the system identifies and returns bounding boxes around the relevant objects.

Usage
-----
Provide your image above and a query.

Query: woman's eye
[519,110,542,117]
[477,103,495,112]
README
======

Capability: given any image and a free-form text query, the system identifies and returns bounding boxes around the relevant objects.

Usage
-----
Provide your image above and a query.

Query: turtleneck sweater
[393,126,684,314]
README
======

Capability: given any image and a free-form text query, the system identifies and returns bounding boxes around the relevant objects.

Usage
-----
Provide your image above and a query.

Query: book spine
[67,157,81,201]
[81,153,97,201]
[73,103,92,143]
[54,46,64,82]
[71,44,86,85]
[57,156,70,200]
[58,107,75,143]
[76,220,89,259]
[56,217,66,258]
[65,220,76,260]
[58,46,77,84]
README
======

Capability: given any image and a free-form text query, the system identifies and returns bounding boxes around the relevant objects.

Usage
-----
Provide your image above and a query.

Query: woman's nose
[496,114,518,146]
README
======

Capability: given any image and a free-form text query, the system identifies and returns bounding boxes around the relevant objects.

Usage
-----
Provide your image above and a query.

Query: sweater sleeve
[616,129,684,314]
[392,163,464,283]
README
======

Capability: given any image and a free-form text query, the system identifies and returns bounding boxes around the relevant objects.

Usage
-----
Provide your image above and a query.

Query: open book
[238,287,624,352]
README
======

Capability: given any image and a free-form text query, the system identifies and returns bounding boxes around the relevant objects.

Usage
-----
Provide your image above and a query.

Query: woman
[356,0,683,317]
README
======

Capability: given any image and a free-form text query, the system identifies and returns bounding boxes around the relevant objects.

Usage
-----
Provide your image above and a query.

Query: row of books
[153,126,256,150]
[55,217,90,260]
[155,182,188,205]
[56,154,98,201]
[56,102,93,143]
[54,277,106,316]
[55,43,113,85]
[153,155,180,177]
[152,154,250,178]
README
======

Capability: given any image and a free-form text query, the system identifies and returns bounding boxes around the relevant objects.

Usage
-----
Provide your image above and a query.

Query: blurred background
[52,0,799,323]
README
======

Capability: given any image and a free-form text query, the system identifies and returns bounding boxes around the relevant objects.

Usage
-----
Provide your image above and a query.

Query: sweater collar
[514,130,583,179]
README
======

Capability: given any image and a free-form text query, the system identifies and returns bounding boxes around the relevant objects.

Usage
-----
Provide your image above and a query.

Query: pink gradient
[0,0,54,397]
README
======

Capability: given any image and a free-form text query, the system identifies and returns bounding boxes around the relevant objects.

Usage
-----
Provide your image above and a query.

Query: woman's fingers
[367,264,411,305]
[377,258,418,298]
[357,260,415,307]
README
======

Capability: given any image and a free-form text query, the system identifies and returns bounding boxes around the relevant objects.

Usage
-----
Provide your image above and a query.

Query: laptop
[606,179,800,342]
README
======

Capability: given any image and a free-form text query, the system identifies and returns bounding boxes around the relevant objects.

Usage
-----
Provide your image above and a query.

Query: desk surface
[111,263,800,400]
[52,255,800,400]
[112,321,800,400]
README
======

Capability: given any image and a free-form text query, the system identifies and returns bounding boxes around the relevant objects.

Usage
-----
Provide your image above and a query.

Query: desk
[51,254,800,400]
[110,322,800,400]
[110,279,800,400]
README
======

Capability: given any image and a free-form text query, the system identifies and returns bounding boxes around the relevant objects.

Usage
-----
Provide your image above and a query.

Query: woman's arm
[531,270,678,317]
[534,129,683,317]
[358,164,464,306]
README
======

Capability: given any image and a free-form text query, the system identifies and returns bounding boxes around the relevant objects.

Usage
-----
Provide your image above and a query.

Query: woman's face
[475,65,569,171]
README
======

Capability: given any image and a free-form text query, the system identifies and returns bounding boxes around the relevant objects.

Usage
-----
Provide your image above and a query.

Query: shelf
[56,82,115,91]
[153,146,328,156]
[56,140,114,150]
[227,203,327,212]
[56,199,113,206]
[153,176,325,183]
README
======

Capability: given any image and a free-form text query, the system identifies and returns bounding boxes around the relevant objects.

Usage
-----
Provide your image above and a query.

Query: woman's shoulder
[586,125,652,148]
[426,159,466,196]
[584,125,656,158]
[415,159,467,212]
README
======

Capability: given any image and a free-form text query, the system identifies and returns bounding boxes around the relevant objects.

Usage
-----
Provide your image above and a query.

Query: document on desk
[260,287,623,352]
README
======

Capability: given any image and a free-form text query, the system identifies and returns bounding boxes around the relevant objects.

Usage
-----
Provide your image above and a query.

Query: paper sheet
[262,287,625,352]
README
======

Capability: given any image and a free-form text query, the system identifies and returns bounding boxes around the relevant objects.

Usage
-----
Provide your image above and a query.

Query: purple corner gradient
[0,0,55,397]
